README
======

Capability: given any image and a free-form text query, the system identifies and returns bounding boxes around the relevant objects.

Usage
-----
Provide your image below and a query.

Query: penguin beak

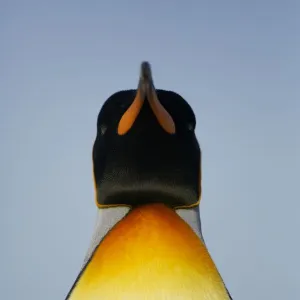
[117,62,176,135]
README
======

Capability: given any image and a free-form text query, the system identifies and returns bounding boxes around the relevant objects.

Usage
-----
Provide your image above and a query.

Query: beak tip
[140,61,153,84]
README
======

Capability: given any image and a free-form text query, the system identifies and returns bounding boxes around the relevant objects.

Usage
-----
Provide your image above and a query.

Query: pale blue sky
[1,1,299,299]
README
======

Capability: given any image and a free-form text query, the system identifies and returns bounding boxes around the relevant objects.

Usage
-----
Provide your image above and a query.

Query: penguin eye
[186,121,195,132]
[99,124,107,135]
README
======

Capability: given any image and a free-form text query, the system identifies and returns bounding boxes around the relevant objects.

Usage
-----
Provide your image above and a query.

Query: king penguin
[65,62,233,299]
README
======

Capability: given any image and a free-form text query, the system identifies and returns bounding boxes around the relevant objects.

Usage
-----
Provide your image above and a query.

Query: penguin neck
[83,204,204,266]
[69,204,231,300]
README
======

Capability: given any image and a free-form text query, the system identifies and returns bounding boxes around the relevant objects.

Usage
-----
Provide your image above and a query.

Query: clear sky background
[1,1,299,299]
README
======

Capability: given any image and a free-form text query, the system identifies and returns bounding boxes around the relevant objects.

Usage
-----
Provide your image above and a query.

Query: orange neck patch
[69,204,230,300]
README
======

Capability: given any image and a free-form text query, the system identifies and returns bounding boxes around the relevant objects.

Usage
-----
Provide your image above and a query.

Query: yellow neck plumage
[67,203,231,300]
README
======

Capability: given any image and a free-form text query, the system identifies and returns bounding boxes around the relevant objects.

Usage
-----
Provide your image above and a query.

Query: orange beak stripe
[117,62,176,135]
[146,83,176,135]
[117,88,144,135]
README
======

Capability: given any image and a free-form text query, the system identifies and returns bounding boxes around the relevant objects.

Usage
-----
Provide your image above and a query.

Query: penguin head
[92,62,201,209]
